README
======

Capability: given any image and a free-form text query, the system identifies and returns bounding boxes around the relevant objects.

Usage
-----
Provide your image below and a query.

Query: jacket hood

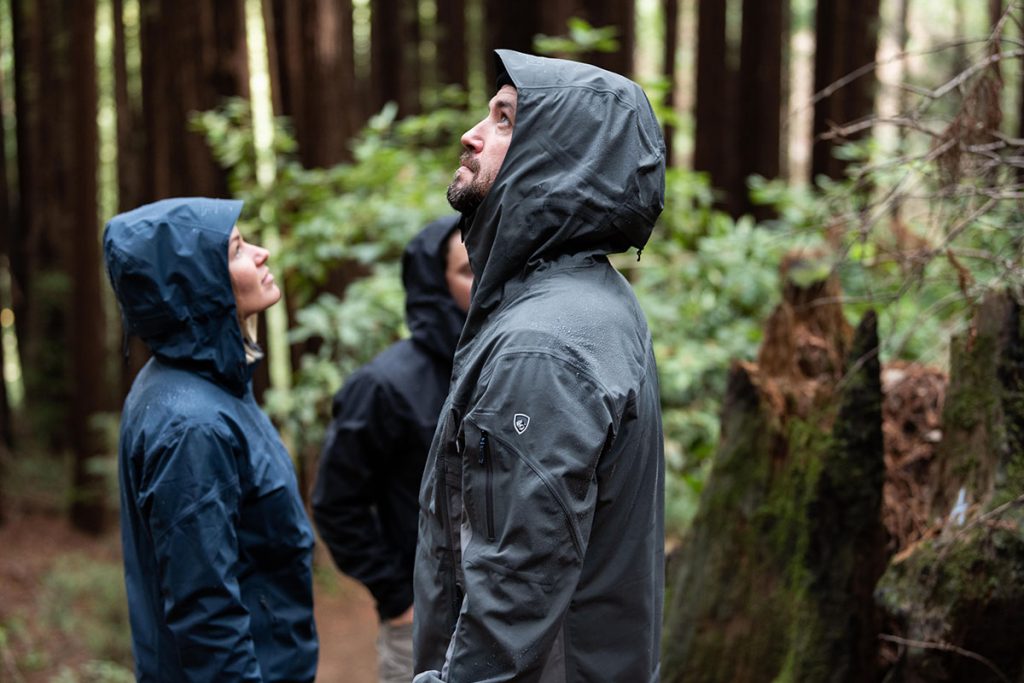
[104,197,250,395]
[460,50,666,335]
[402,215,466,360]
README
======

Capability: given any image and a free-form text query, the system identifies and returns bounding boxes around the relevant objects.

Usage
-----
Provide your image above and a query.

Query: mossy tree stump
[876,292,1024,683]
[662,268,887,683]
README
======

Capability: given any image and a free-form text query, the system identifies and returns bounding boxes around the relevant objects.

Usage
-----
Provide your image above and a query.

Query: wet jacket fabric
[312,215,465,621]
[412,51,667,683]
[104,198,318,683]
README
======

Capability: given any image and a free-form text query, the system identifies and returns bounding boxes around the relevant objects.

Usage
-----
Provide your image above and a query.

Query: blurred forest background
[2,0,1024,680]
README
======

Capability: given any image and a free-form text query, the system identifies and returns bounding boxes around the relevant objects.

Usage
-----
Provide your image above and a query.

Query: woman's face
[228,226,281,318]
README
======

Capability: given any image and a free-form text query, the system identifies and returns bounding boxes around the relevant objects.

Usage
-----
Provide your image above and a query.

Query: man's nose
[460,122,484,152]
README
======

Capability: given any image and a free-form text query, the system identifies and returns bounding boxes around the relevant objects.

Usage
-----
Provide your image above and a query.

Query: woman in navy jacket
[104,197,318,682]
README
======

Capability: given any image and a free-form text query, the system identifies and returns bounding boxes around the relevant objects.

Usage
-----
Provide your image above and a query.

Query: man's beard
[447,153,492,215]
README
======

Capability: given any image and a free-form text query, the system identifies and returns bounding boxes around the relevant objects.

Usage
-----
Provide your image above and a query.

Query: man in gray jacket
[413,50,666,682]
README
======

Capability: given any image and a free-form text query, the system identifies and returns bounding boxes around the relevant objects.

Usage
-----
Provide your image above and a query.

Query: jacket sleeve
[312,371,413,619]
[140,422,263,682]
[415,351,615,682]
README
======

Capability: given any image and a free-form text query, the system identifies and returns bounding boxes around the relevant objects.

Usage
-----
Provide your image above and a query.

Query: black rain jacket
[312,215,465,620]
[412,51,666,683]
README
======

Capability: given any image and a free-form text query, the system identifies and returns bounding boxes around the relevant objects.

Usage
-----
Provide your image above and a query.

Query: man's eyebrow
[493,98,516,115]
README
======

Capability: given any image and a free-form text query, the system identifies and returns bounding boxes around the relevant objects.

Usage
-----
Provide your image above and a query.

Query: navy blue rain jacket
[312,215,465,621]
[104,197,318,682]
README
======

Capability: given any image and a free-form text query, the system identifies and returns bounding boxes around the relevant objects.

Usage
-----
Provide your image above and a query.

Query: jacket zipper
[485,429,584,559]
[479,431,496,542]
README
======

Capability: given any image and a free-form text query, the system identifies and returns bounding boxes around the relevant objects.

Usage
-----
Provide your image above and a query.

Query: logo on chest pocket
[513,413,530,435]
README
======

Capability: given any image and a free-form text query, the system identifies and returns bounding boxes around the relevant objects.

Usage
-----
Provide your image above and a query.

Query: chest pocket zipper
[479,431,496,542]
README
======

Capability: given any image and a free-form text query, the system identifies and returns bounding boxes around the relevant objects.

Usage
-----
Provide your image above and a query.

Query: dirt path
[0,512,380,682]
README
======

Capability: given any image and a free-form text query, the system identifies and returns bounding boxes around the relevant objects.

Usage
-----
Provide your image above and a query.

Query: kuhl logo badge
[513,413,530,435]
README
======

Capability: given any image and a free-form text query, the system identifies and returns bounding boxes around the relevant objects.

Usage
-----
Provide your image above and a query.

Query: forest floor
[0,510,379,683]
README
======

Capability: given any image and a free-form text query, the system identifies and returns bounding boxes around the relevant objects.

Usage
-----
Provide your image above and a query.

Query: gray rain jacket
[412,51,666,683]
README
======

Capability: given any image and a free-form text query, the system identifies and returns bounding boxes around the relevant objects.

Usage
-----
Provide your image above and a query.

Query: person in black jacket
[413,51,666,682]
[312,215,471,683]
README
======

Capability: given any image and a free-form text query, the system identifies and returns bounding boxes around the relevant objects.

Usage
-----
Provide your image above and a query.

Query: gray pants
[378,620,414,683]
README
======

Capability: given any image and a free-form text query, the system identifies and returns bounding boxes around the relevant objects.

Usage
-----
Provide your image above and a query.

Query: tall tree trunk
[139,0,249,201]
[692,0,733,210]
[582,0,635,75]
[810,0,881,181]
[541,0,577,37]
[735,0,784,220]
[436,0,468,89]
[11,0,73,452]
[0,46,8,525]
[112,0,150,393]
[371,0,420,116]
[68,0,107,535]
[0,18,12,453]
[484,0,542,87]
[264,0,359,167]
[662,0,679,166]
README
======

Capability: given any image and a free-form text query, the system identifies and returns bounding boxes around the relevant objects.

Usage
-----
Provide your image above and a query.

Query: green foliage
[41,556,132,666]
[533,18,620,58]
[263,270,407,452]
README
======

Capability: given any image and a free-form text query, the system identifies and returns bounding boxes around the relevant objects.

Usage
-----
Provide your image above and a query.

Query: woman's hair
[240,315,264,364]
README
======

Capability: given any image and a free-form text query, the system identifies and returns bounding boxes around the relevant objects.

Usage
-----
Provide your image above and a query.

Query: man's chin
[447,182,484,215]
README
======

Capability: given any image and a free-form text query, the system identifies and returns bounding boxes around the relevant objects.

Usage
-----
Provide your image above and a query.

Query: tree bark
[265,0,359,168]
[11,0,73,452]
[139,0,249,201]
[663,269,887,683]
[692,0,732,208]
[661,0,679,166]
[735,0,784,219]
[811,0,881,182]
[484,0,542,87]
[877,292,1024,683]
[436,0,468,89]
[582,0,635,75]
[112,0,150,393]
[371,0,420,117]
[68,0,107,535]
[0,14,12,453]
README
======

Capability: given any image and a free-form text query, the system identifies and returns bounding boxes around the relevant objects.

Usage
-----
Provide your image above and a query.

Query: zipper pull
[478,432,488,465]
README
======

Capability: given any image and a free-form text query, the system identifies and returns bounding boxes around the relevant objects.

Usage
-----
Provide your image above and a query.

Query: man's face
[447,85,517,214]
[444,230,473,312]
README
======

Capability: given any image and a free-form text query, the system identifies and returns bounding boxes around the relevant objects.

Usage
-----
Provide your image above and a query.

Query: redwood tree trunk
[811,0,881,181]
[735,0,784,219]
[436,0,468,89]
[371,0,420,117]
[692,0,733,209]
[265,0,359,167]
[582,0,635,75]
[484,0,543,87]
[139,0,249,201]
[11,0,73,452]
[662,0,679,166]
[68,0,107,535]
[113,0,150,393]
